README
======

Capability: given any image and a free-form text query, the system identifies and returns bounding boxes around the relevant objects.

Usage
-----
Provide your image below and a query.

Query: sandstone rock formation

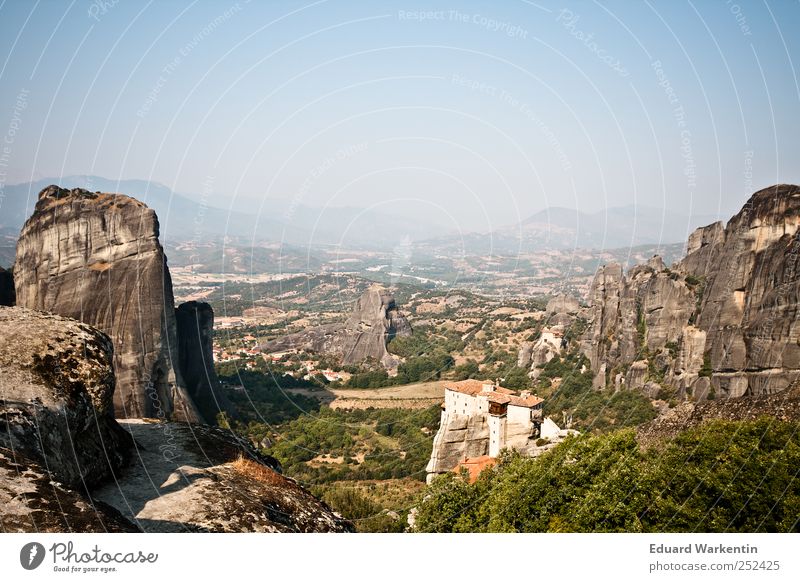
[581,184,800,401]
[676,184,800,397]
[0,267,13,306]
[13,186,199,421]
[0,307,132,489]
[175,301,235,422]
[518,327,567,373]
[340,285,412,367]
[261,284,412,368]
[426,414,489,477]
[0,308,351,533]
[92,420,351,532]
[546,294,581,314]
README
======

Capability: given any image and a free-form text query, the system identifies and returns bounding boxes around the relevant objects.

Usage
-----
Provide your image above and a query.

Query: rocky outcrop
[175,301,235,423]
[13,186,199,421]
[581,263,624,383]
[0,307,351,532]
[0,267,13,306]
[340,285,412,367]
[0,448,138,533]
[261,285,412,368]
[582,184,800,400]
[677,184,800,396]
[0,307,132,489]
[92,420,352,532]
[425,414,490,478]
[546,294,581,314]
[518,328,566,374]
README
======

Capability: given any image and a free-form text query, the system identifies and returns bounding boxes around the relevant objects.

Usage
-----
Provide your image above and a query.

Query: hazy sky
[1,0,798,231]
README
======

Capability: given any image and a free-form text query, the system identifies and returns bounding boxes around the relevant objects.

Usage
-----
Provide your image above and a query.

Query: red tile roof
[444,380,543,408]
[444,380,514,396]
[453,455,497,483]
[509,395,544,407]
[443,379,488,395]
[486,393,511,404]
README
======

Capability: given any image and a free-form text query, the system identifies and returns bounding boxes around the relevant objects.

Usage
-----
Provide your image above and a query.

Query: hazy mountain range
[0,176,723,266]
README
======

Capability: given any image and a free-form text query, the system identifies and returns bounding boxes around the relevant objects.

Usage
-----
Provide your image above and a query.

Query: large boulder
[0,307,131,489]
[13,186,199,421]
[341,285,413,368]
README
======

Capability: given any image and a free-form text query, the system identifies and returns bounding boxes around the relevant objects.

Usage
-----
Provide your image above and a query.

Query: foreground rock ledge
[92,420,353,533]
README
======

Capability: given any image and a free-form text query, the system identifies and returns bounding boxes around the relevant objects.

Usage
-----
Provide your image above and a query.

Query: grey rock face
[341,285,412,368]
[546,294,581,314]
[13,186,199,421]
[261,285,412,368]
[580,262,624,381]
[425,413,489,477]
[0,307,132,489]
[679,184,800,395]
[175,301,236,423]
[0,267,13,306]
[582,185,800,400]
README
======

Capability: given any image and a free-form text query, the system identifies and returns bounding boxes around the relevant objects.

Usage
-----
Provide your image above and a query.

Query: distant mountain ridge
[418,204,722,255]
[519,204,721,248]
[1,177,726,266]
[0,176,444,251]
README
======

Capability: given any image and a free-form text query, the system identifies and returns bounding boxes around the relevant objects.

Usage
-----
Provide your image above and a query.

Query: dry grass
[231,455,288,487]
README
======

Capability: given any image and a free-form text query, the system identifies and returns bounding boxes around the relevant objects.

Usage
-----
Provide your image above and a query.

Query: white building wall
[477,396,488,414]
[446,390,480,416]
[488,414,507,457]
[507,404,532,425]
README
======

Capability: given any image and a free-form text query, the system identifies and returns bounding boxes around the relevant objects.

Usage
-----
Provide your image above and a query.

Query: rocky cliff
[261,284,412,368]
[0,307,351,533]
[582,184,800,400]
[175,301,235,422]
[13,186,199,421]
[0,267,13,306]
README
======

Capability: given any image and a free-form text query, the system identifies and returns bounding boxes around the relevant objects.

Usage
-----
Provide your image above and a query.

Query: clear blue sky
[1,0,798,230]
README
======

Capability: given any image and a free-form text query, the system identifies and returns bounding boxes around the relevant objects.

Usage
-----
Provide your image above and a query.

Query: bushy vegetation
[260,405,441,484]
[389,327,464,358]
[220,369,323,424]
[414,418,800,532]
[315,481,421,533]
